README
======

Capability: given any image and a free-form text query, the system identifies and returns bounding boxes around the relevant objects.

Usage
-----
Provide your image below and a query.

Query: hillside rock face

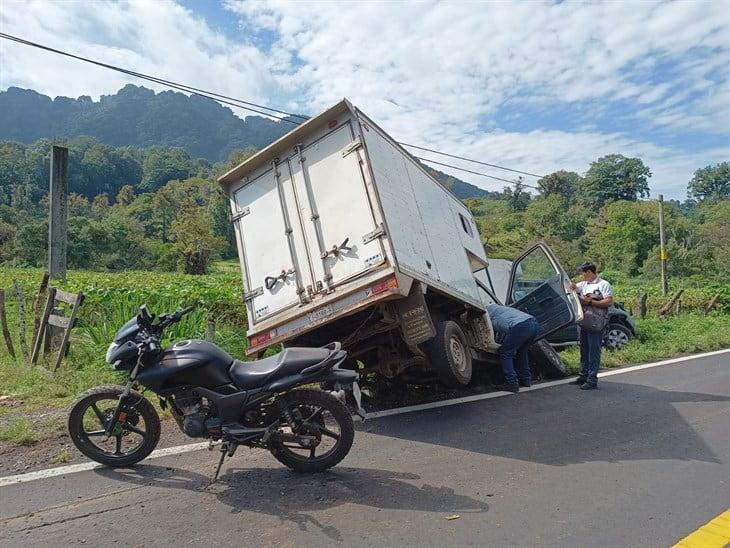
[0,85,294,161]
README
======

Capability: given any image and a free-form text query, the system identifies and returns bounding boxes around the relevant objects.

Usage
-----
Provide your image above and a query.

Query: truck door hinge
[243,286,263,301]
[341,138,363,157]
[231,207,250,223]
[362,223,386,244]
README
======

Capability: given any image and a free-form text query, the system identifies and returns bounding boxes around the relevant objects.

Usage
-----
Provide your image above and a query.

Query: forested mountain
[0,85,294,161]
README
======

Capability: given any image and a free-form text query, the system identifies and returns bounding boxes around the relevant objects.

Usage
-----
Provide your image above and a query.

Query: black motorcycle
[68,305,363,477]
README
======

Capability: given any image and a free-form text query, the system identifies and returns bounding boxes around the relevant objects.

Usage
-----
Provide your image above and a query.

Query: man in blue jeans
[571,262,614,390]
[487,305,539,393]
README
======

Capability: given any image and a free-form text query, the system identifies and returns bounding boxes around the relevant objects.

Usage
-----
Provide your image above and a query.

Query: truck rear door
[506,243,583,339]
[232,166,310,323]
[289,122,385,292]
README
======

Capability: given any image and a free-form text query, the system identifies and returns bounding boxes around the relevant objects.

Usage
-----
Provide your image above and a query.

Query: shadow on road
[363,381,730,466]
[94,465,488,541]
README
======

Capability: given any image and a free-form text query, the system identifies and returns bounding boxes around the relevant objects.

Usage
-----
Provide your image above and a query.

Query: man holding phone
[570,262,614,390]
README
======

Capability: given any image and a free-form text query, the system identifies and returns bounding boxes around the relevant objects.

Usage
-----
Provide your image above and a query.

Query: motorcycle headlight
[105,342,119,364]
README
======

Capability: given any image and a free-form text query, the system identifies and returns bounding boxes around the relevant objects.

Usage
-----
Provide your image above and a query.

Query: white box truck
[219,99,582,387]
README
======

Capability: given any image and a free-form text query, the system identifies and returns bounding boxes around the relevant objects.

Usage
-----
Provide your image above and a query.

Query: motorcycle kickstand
[212,441,238,482]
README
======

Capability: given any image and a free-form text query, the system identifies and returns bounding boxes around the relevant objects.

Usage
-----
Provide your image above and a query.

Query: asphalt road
[1,353,728,547]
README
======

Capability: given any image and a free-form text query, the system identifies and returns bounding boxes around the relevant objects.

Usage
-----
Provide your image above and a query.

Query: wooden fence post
[32,272,50,344]
[705,294,720,315]
[635,291,647,319]
[659,289,684,317]
[205,313,216,342]
[12,280,29,360]
[31,287,56,365]
[0,289,15,359]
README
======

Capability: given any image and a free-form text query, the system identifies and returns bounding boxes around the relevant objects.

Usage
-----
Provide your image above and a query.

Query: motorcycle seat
[228,347,333,390]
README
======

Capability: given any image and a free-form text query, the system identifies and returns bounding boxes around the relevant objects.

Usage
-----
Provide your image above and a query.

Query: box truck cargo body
[219,99,581,386]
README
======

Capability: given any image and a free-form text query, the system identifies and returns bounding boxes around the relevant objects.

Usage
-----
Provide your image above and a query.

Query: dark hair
[578,262,597,273]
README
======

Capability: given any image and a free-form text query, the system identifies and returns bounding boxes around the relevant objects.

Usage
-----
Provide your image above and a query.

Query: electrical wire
[0,32,304,123]
[401,142,544,179]
[0,31,544,188]
[413,156,539,189]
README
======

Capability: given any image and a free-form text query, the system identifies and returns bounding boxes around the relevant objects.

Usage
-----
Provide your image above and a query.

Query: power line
[0,32,305,123]
[414,156,539,190]
[401,142,544,179]
[0,32,544,188]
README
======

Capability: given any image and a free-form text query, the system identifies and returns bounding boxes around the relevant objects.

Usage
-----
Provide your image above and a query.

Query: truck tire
[427,321,472,387]
[528,339,567,379]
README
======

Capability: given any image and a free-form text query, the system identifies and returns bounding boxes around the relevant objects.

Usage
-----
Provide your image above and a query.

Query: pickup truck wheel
[528,339,567,379]
[603,323,632,350]
[427,321,472,387]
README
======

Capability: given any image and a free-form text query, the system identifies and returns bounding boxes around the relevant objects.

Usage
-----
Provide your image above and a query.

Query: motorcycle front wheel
[269,389,355,473]
[68,385,161,467]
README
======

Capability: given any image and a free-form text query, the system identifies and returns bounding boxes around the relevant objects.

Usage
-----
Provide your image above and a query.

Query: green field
[0,265,728,446]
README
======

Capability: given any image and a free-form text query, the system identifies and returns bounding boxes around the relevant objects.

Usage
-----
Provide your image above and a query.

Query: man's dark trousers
[579,327,603,386]
[498,317,539,385]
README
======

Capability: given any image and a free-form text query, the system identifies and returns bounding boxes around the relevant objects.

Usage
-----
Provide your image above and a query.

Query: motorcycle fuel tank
[136,339,234,392]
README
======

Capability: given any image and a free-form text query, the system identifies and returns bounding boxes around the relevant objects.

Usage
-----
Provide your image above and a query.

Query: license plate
[308,305,333,323]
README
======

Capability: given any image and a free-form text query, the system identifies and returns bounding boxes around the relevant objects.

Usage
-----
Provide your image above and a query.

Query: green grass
[560,313,730,374]
[0,415,65,446]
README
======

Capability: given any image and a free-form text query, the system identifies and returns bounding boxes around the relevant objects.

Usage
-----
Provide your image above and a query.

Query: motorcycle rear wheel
[269,389,354,473]
[68,385,161,467]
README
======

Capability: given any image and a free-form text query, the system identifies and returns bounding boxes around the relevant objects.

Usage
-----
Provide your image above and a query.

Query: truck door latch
[321,238,352,259]
[265,269,296,290]
[362,223,386,244]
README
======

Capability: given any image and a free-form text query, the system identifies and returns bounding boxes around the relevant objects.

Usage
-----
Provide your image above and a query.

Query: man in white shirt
[570,262,614,390]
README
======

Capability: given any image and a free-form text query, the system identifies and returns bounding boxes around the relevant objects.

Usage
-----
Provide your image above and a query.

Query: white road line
[365,348,730,419]
[1,348,727,488]
[0,442,209,488]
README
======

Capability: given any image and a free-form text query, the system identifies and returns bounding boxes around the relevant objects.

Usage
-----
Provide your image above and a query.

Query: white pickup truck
[218,99,582,387]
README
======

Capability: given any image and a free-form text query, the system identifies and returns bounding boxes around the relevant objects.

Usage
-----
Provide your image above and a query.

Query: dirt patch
[0,416,193,478]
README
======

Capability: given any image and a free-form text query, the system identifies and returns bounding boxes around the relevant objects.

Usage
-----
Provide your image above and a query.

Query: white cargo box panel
[220,102,393,336]
[356,110,487,308]
[219,99,488,341]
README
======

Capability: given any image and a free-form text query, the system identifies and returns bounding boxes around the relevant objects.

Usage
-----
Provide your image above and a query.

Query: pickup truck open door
[506,243,583,339]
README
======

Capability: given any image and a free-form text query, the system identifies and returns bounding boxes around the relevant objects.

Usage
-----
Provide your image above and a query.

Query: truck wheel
[427,321,472,387]
[528,339,567,379]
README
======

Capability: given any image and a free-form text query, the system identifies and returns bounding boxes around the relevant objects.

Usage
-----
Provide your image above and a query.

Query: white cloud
[0,0,277,106]
[1,0,728,200]
[224,0,730,199]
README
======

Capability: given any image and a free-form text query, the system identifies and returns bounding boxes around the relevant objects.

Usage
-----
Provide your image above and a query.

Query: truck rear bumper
[246,273,403,356]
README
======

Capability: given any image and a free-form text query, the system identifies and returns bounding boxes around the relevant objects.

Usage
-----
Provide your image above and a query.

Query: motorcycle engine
[172,393,210,438]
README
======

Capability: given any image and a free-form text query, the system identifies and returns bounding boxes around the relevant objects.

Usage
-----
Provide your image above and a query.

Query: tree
[687,162,729,202]
[585,200,687,276]
[537,170,582,204]
[91,193,110,219]
[170,200,225,274]
[502,179,531,211]
[581,154,651,210]
[115,184,136,206]
[140,147,193,192]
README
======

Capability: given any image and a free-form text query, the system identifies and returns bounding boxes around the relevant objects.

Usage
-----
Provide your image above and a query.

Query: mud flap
[395,283,436,346]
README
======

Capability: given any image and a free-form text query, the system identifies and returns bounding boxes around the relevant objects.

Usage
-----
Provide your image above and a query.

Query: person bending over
[487,305,539,393]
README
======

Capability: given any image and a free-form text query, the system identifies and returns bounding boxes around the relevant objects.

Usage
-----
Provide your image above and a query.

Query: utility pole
[49,146,68,282]
[658,194,668,296]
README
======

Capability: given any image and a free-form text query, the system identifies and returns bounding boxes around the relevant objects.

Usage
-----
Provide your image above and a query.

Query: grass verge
[560,313,730,374]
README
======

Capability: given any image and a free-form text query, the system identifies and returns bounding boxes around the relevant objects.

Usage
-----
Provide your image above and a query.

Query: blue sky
[1,0,728,199]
